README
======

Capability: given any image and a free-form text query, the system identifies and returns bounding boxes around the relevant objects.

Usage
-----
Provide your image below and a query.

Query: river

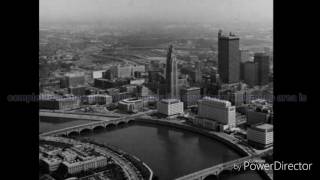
[70,123,264,180]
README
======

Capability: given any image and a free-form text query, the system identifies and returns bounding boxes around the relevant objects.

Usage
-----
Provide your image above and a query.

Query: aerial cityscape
[39,0,273,180]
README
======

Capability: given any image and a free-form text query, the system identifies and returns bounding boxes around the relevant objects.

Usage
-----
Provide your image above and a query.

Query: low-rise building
[246,99,273,125]
[118,98,143,113]
[68,86,86,96]
[61,72,86,88]
[157,99,184,116]
[92,70,105,79]
[247,123,273,149]
[41,157,62,172]
[192,118,218,130]
[137,86,150,97]
[62,156,108,175]
[247,110,270,125]
[120,84,138,94]
[85,94,112,105]
[94,78,129,89]
[107,65,146,79]
[39,94,80,110]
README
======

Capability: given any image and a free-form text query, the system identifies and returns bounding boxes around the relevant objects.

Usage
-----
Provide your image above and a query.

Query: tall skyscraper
[194,61,202,84]
[166,45,179,98]
[254,53,270,85]
[218,30,240,84]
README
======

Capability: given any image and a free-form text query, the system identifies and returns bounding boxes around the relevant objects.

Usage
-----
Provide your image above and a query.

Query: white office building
[247,123,273,149]
[92,70,105,79]
[157,99,184,116]
[198,97,236,126]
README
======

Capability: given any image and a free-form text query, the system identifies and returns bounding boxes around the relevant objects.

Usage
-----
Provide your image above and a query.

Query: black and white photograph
[0,0,312,180]
[38,0,274,180]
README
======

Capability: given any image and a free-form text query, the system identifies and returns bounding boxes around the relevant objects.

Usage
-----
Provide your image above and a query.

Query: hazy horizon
[40,0,273,25]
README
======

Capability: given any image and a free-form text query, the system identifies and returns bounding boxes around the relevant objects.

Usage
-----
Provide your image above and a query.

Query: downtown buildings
[254,53,270,86]
[198,97,236,125]
[180,87,201,108]
[166,45,179,99]
[242,53,270,87]
[157,99,184,116]
[60,72,86,88]
[118,98,144,113]
[247,123,273,149]
[218,30,240,84]
[193,97,236,131]
[156,45,184,116]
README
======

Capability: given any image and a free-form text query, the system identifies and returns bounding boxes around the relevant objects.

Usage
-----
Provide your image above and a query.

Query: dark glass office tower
[218,30,240,84]
[166,45,179,99]
[254,53,270,85]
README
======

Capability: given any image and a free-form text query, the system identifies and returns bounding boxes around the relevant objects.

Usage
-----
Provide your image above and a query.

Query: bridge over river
[174,153,270,180]
[39,111,272,180]
[39,110,155,137]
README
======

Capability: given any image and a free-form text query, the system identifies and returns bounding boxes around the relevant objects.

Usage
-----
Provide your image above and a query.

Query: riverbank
[134,118,272,180]
[135,118,250,157]
[81,139,153,180]
[40,136,153,180]
[39,115,271,180]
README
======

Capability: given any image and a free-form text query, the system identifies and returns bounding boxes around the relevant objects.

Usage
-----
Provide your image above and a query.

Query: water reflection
[73,124,264,180]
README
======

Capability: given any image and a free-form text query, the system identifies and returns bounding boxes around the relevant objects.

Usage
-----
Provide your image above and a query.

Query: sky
[40,0,273,24]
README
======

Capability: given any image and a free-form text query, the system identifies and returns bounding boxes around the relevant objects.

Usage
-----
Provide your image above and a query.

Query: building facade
[243,61,259,87]
[39,95,80,110]
[94,78,129,89]
[62,156,108,175]
[180,87,201,108]
[92,70,105,79]
[157,99,184,116]
[218,30,240,84]
[63,72,85,88]
[240,49,252,63]
[107,65,146,79]
[85,94,112,105]
[118,98,143,113]
[247,123,273,149]
[166,45,179,99]
[198,97,236,126]
[254,53,270,85]
[68,86,86,96]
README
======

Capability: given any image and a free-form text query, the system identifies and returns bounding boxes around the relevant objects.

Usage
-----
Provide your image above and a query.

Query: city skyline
[40,0,273,24]
[39,1,274,180]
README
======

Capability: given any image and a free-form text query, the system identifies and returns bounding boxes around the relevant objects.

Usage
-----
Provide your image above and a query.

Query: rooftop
[160,99,181,104]
[219,36,239,40]
[65,72,85,77]
[202,96,230,103]
[184,87,201,91]
[121,98,142,103]
[254,123,273,130]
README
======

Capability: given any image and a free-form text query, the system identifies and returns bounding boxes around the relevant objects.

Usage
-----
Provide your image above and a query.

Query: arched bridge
[40,118,135,137]
[175,153,269,180]
[39,110,156,137]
